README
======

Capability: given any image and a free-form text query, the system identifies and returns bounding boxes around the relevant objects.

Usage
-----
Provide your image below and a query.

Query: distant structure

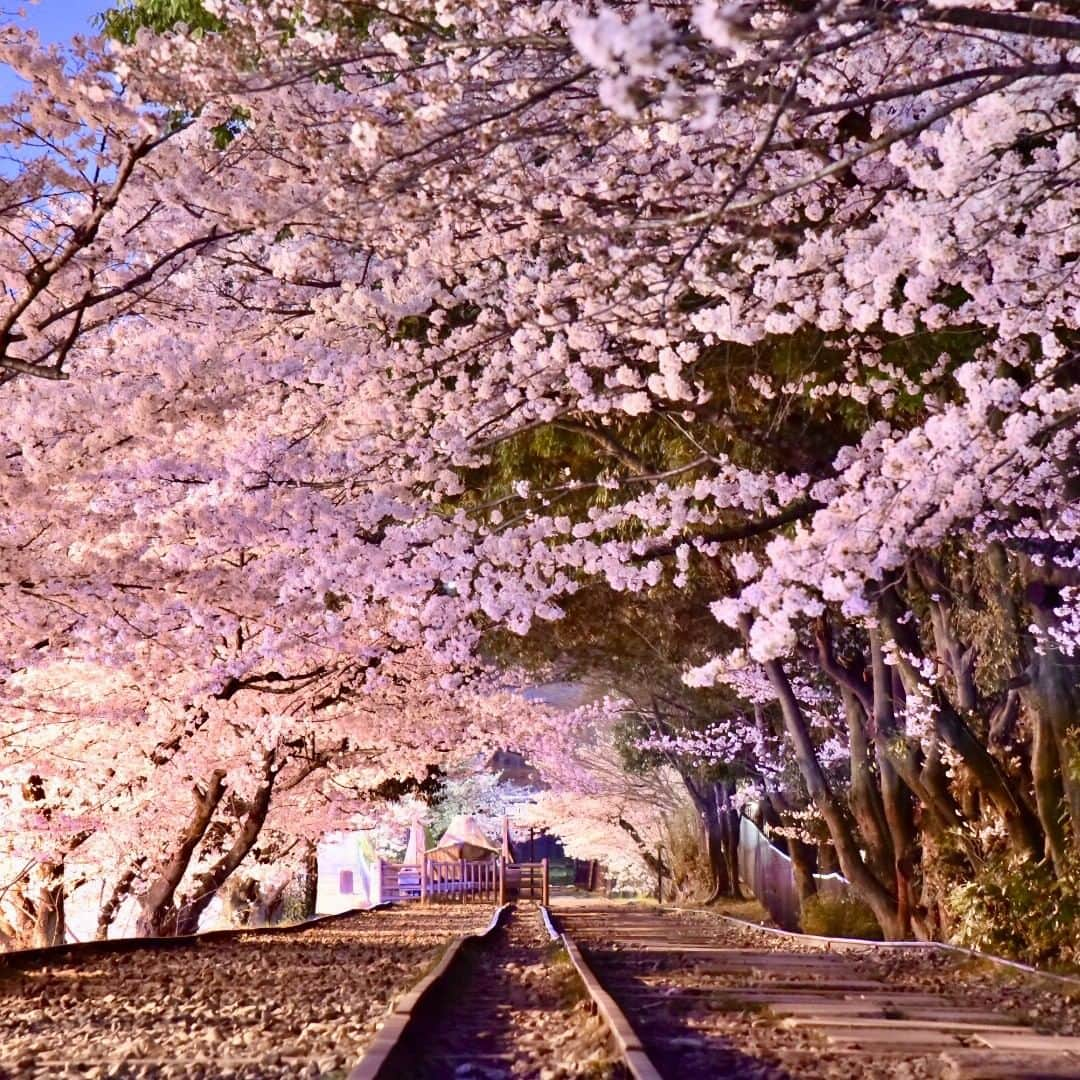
[315,739,553,911]
[487,748,542,788]
[316,832,379,913]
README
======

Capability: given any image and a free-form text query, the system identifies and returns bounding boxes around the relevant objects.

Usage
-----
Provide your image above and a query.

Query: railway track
[550,901,1080,1080]
[0,904,494,1079]
[357,901,626,1079]
[5,896,1078,1078]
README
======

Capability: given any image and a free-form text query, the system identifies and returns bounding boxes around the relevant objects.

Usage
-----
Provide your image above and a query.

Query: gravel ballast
[0,904,494,1079]
[381,902,626,1079]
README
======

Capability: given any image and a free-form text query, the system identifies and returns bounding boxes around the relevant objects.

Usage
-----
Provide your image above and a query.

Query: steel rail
[709,910,1080,990]
[0,902,393,971]
[541,904,664,1080]
[735,812,1080,987]
[347,903,511,1080]
[551,898,1080,1079]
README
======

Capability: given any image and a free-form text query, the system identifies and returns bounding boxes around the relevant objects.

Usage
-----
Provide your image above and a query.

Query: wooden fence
[504,860,549,904]
[573,859,607,893]
[374,857,548,905]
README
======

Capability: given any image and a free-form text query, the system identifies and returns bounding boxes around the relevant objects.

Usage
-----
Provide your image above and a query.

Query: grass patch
[709,896,773,924]
[708,995,767,1014]
[547,943,590,1007]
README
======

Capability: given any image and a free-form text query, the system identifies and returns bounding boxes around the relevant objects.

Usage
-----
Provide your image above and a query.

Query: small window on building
[339,869,354,895]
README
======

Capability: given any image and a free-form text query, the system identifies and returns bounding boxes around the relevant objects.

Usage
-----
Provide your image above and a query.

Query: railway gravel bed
[381,902,626,1079]
[553,901,1080,1080]
[0,904,493,1079]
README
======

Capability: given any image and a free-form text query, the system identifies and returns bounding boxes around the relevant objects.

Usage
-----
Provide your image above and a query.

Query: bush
[947,854,1080,971]
[800,893,884,940]
[662,807,714,902]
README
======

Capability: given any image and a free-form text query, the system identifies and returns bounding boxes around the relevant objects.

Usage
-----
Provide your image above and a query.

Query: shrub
[800,893,884,940]
[947,854,1080,971]
[663,807,714,902]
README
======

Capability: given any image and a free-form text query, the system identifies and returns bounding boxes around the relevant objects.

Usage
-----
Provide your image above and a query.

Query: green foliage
[947,854,1080,970]
[800,893,884,940]
[98,0,376,87]
[364,765,445,805]
[278,883,311,925]
[211,107,251,149]
[98,0,225,43]
[547,943,590,1008]
[1064,734,1080,788]
[547,861,576,886]
[486,568,734,683]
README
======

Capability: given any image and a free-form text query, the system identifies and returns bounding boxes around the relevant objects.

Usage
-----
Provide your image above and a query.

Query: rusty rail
[0,902,392,970]
[541,905,663,1080]
[347,903,510,1080]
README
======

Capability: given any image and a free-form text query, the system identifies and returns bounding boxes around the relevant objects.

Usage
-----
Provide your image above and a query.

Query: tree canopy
[0,0,1077,958]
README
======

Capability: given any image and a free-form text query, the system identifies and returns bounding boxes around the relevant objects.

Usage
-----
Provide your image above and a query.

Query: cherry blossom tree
[516,705,697,895]
[0,644,534,944]
[0,0,1077,950]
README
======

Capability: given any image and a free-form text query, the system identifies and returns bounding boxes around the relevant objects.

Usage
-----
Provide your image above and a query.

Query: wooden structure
[376,857,500,904]
[503,859,549,905]
[573,859,607,893]
[373,856,548,905]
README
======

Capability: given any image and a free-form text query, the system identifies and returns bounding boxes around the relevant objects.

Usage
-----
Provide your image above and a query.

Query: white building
[315,831,379,913]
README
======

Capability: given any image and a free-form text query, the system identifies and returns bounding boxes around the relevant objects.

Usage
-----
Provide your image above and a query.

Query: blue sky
[1,0,108,99]
[5,0,104,41]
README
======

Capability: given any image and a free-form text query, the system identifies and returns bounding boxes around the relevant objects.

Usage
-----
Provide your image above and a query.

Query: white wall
[315,831,376,913]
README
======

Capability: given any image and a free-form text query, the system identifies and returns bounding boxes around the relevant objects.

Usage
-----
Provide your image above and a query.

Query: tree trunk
[221,876,260,927]
[96,858,145,940]
[617,816,662,878]
[717,781,742,900]
[878,756,920,939]
[251,879,288,928]
[174,757,277,936]
[790,840,819,919]
[13,778,90,948]
[702,804,731,901]
[879,590,1044,861]
[867,626,961,836]
[676,770,738,902]
[757,643,903,939]
[28,862,65,948]
[1031,702,1069,873]
[818,843,840,876]
[301,840,319,919]
[843,689,894,881]
[690,779,728,902]
[763,794,818,917]
[137,769,228,937]
[1027,576,1080,858]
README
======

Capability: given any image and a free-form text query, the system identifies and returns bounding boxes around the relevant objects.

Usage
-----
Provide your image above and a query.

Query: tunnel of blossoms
[1,2,1080,1072]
